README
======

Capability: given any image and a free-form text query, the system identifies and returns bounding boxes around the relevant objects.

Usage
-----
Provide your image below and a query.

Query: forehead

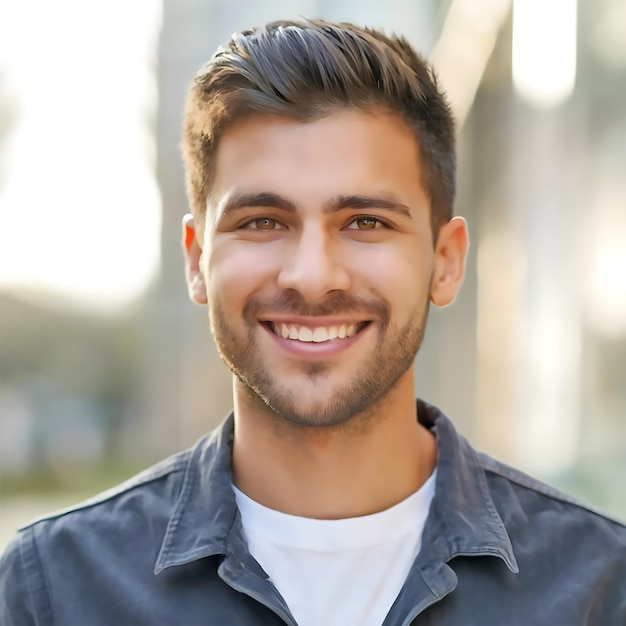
[210,110,428,208]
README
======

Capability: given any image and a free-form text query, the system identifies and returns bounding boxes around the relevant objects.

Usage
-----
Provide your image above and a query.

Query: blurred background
[1,0,625,549]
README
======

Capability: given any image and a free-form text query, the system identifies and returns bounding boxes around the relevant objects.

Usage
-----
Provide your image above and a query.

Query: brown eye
[351,217,380,230]
[252,217,279,230]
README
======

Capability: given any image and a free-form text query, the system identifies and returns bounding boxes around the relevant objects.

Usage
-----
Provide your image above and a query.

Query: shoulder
[2,446,191,557]
[480,454,625,621]
[2,449,190,571]
[0,449,193,625]
[424,400,625,540]
[479,451,626,545]
[25,448,190,533]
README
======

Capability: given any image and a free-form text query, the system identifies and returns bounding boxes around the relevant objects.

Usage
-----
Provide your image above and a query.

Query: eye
[346,217,384,231]
[242,217,283,231]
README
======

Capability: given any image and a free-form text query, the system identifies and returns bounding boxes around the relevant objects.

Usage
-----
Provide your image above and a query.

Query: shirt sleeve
[0,531,45,626]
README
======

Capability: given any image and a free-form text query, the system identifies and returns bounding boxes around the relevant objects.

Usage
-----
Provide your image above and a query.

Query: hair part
[182,18,456,242]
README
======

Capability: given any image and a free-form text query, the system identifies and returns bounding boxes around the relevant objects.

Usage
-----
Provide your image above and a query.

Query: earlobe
[182,214,208,305]
[430,216,469,307]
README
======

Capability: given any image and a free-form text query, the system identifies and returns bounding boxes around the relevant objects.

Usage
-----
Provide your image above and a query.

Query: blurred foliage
[0,293,151,469]
[0,459,146,500]
[550,458,626,522]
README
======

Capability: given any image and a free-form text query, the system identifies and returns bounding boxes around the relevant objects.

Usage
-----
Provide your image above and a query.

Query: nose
[277,225,351,301]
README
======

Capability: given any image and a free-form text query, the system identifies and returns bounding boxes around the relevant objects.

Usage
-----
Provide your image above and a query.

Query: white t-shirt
[233,472,436,626]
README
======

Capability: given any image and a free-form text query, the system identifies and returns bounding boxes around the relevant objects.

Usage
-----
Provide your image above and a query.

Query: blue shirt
[1,400,625,625]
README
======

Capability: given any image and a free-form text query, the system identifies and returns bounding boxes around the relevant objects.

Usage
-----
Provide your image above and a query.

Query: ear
[430,216,469,307]
[182,214,208,305]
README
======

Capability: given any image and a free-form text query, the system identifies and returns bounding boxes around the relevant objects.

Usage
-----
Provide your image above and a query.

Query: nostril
[277,257,351,295]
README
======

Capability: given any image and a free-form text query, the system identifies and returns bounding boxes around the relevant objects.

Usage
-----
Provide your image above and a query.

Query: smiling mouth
[264,321,371,343]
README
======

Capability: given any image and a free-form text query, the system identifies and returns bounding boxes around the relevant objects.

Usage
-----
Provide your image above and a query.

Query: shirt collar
[417,399,519,573]
[154,401,518,575]
[154,413,238,574]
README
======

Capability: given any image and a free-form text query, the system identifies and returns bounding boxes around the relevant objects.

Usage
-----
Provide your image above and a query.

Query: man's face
[186,110,464,427]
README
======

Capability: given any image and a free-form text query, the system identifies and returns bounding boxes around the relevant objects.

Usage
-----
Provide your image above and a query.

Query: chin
[272,406,356,429]
[261,385,374,430]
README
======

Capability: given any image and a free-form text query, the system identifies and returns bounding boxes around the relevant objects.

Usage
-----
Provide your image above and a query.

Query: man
[1,18,624,626]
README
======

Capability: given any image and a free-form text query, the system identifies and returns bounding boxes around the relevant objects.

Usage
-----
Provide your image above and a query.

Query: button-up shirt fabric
[1,400,625,626]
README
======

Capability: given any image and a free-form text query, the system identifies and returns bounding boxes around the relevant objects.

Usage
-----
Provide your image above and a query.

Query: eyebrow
[328,194,413,218]
[216,191,414,219]
[217,192,297,216]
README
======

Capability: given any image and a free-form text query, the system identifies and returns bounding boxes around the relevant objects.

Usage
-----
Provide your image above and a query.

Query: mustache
[243,291,391,324]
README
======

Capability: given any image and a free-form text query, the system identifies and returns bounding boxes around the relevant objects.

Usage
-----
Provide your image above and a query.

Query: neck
[231,370,436,519]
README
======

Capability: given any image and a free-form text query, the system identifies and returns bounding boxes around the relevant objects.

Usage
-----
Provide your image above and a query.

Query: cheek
[206,239,281,302]
[347,242,431,304]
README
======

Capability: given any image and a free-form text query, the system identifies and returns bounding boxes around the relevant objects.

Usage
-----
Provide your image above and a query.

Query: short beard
[210,290,429,429]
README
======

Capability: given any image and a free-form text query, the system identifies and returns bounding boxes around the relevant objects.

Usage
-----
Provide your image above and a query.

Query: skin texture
[183,110,468,518]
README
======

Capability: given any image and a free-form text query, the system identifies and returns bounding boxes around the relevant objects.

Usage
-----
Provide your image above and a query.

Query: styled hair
[182,18,456,239]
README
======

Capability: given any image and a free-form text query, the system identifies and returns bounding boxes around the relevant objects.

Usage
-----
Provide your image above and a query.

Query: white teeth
[272,322,363,342]
[298,327,314,342]
[312,327,328,342]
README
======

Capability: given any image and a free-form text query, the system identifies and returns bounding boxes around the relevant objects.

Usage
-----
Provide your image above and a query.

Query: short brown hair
[182,18,456,239]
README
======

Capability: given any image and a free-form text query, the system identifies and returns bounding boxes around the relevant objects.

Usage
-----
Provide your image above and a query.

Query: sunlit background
[1,0,625,548]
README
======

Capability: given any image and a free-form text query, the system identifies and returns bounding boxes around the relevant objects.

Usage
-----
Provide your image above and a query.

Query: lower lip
[262,324,371,360]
